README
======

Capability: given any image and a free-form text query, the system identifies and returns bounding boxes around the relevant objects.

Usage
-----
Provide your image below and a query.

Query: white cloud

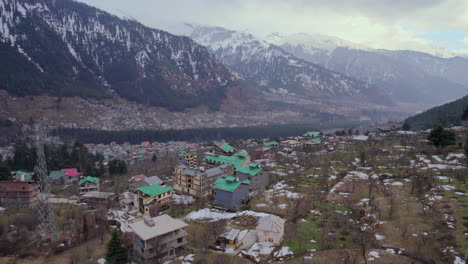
[78,0,468,57]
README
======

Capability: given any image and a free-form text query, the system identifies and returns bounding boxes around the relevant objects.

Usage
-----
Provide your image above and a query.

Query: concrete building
[80,191,115,209]
[135,184,173,215]
[256,215,285,245]
[213,176,250,209]
[79,176,99,195]
[49,171,66,185]
[235,163,269,190]
[0,180,40,208]
[173,164,233,198]
[178,151,198,168]
[61,168,82,184]
[130,214,188,263]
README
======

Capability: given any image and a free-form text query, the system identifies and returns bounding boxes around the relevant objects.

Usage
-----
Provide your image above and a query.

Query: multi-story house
[134,184,173,215]
[79,176,100,195]
[0,180,40,208]
[213,176,250,209]
[178,151,198,168]
[173,164,233,198]
[130,214,188,264]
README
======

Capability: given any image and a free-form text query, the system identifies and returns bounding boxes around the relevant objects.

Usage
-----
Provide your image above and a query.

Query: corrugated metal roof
[79,176,99,185]
[218,144,236,153]
[137,184,173,197]
[213,177,250,192]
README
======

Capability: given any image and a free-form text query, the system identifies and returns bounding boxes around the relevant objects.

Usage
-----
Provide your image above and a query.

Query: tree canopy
[427,125,456,149]
[105,229,127,264]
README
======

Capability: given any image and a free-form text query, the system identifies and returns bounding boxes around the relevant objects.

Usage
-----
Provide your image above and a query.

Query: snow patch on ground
[185,208,270,221]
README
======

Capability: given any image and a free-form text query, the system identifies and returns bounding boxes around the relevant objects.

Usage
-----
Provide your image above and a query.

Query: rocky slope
[267,32,468,105]
[0,0,242,111]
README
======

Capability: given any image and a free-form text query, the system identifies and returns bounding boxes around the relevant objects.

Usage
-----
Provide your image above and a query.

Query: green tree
[105,229,127,264]
[0,163,12,181]
[152,154,157,162]
[402,123,411,131]
[462,106,468,121]
[428,125,456,150]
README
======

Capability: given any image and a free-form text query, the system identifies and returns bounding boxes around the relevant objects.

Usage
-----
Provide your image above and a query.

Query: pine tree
[106,229,127,264]
[428,125,456,150]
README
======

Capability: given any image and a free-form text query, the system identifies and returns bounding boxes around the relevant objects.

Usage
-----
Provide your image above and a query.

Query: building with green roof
[135,184,174,215]
[79,176,100,195]
[79,176,99,185]
[15,171,32,181]
[217,143,236,154]
[49,171,66,184]
[204,154,248,168]
[204,154,268,190]
[213,176,250,209]
[235,163,269,190]
[263,141,279,147]
[303,131,321,138]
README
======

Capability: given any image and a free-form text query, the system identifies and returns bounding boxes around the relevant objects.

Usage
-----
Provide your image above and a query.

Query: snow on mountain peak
[265,32,370,55]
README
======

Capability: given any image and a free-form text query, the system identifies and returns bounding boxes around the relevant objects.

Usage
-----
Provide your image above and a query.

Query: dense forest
[0,141,106,180]
[52,121,365,144]
[404,95,468,130]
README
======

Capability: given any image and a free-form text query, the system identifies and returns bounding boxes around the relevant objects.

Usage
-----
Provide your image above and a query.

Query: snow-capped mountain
[268,32,468,105]
[189,25,392,105]
[0,0,241,111]
[266,32,370,56]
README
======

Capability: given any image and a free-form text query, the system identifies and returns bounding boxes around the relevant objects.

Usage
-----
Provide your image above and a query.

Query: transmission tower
[34,123,58,241]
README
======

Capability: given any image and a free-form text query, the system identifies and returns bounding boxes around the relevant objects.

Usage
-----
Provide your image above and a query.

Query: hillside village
[0,126,467,264]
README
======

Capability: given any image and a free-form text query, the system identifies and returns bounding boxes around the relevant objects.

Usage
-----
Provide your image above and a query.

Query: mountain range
[0,0,247,111]
[266,32,468,105]
[1,0,467,129]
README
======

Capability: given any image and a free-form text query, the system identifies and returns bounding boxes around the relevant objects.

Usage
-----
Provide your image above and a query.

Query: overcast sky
[79,0,468,57]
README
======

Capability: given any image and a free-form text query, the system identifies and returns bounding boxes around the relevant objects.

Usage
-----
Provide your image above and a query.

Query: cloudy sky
[79,0,468,57]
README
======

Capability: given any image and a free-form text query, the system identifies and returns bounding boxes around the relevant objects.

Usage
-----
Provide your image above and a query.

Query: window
[268,238,273,243]
[177,237,183,243]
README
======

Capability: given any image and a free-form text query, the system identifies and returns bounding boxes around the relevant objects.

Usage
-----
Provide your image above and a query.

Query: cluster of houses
[0,128,422,263]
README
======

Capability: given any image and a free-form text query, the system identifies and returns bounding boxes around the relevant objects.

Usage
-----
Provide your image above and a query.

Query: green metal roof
[310,138,322,143]
[204,154,247,168]
[137,184,173,197]
[218,144,236,153]
[263,141,279,146]
[236,164,262,176]
[79,176,99,185]
[213,177,250,192]
[16,171,32,180]
[235,150,249,157]
[304,131,321,137]
[49,171,66,180]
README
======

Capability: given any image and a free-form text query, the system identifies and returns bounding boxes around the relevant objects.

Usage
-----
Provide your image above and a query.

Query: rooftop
[129,214,187,241]
[49,171,66,180]
[79,176,99,185]
[257,215,285,233]
[204,154,247,168]
[213,177,250,192]
[304,131,321,137]
[218,143,236,153]
[263,141,279,147]
[81,191,114,199]
[137,184,173,197]
[236,164,262,176]
[61,168,81,177]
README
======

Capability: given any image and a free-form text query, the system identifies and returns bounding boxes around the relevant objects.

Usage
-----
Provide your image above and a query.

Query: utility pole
[34,123,58,242]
